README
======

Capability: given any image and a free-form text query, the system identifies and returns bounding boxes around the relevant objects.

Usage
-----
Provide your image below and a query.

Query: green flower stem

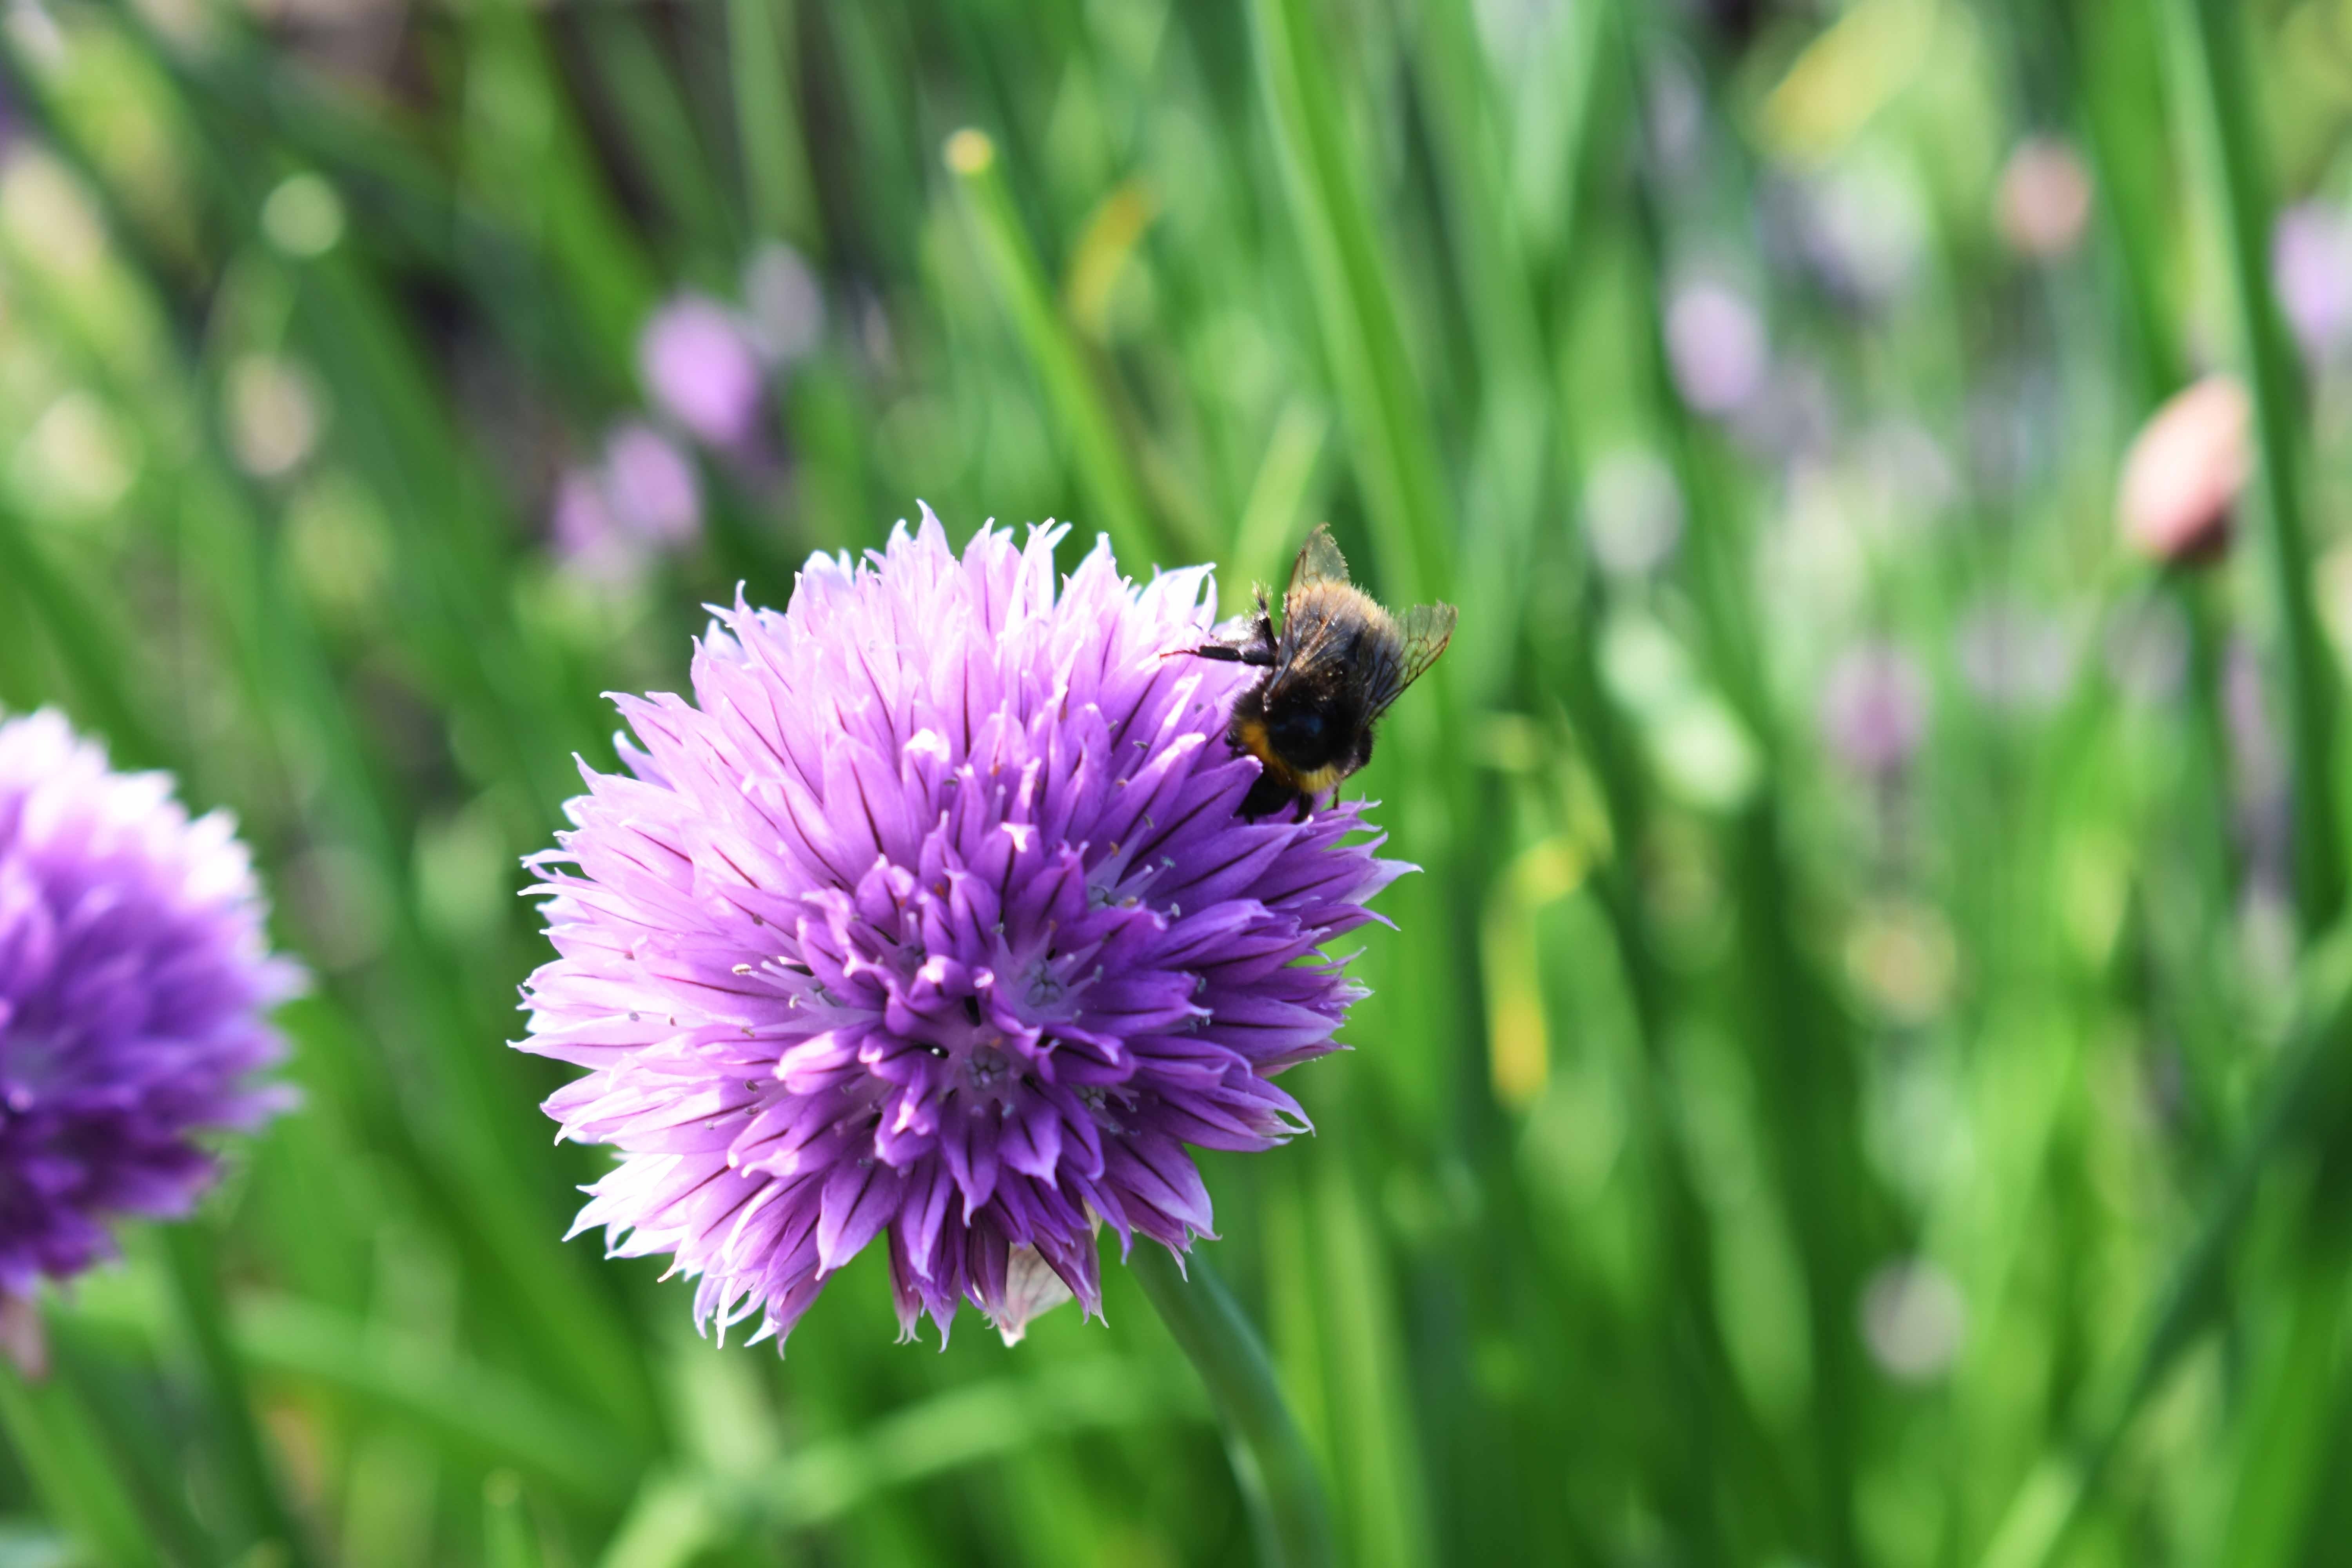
[944,128,1180,570]
[1132,1246,1336,1568]
[161,1223,317,1568]
[2172,0,2345,935]
[0,1323,165,1568]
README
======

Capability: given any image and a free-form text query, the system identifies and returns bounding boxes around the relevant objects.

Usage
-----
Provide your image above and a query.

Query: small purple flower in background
[552,424,703,586]
[0,711,296,1321]
[640,294,767,449]
[743,243,826,367]
[1666,279,1768,417]
[1820,642,1928,777]
[1955,597,2078,715]
[2273,203,2352,364]
[600,423,701,548]
[519,512,1403,1347]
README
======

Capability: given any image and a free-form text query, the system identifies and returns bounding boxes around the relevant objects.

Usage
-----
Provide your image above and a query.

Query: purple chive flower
[1820,642,1929,777]
[1666,280,1767,417]
[550,426,705,587]
[2273,203,2352,363]
[640,295,767,449]
[519,512,1403,1347]
[602,423,702,549]
[0,711,296,1299]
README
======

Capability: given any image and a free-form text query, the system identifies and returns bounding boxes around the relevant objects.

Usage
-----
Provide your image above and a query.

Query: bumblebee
[1177,524,1457,819]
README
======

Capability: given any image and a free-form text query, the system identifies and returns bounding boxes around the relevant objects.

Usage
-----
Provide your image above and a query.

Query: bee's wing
[1366,602,1458,717]
[1285,524,1350,606]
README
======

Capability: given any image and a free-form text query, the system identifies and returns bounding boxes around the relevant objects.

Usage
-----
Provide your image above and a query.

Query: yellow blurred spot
[13,390,135,519]
[944,128,996,176]
[0,149,107,276]
[1843,901,1958,1025]
[226,353,324,479]
[1485,836,1592,1109]
[1066,180,1158,338]
[1759,0,1936,163]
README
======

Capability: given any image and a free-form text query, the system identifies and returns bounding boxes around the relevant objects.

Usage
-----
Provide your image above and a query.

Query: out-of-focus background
[4,0,2352,1563]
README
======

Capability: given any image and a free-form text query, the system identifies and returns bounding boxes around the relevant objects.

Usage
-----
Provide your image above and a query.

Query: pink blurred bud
[2117,375,2250,566]
[1996,138,2094,260]
[639,295,765,448]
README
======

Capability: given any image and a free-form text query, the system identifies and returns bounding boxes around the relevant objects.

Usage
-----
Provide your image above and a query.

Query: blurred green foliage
[4,0,2352,1563]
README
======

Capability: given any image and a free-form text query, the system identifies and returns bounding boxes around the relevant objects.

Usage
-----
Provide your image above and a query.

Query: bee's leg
[1167,643,1277,668]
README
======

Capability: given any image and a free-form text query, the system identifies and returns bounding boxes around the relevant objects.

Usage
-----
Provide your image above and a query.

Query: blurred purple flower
[2103,595,2189,708]
[2272,203,2352,363]
[519,513,1403,1347]
[550,469,632,584]
[1955,598,2078,714]
[601,423,701,548]
[0,711,296,1299]
[1666,281,1768,416]
[744,244,826,366]
[1788,166,1927,309]
[640,295,766,448]
[1820,642,1929,777]
[550,425,703,585]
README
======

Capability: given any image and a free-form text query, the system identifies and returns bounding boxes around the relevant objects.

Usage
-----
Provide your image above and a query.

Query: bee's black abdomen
[1240,772,1301,820]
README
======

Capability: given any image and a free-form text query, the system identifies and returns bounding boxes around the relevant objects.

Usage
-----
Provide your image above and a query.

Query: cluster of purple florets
[0,711,296,1297]
[517,512,1402,1345]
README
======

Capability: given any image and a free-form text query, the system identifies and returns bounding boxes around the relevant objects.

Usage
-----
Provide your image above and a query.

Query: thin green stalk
[1247,0,1452,604]
[485,1472,546,1568]
[159,1224,316,1567]
[729,0,819,248]
[2172,0,2344,935]
[1132,1247,1336,1568]
[0,1330,166,1568]
[944,128,1180,569]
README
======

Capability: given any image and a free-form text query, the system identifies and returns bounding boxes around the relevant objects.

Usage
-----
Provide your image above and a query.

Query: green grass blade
[159,1225,316,1567]
[1247,0,1453,604]
[2171,0,2344,935]
[0,1333,167,1568]
[729,0,820,248]
[945,128,1181,568]
[233,1294,646,1504]
[484,1472,545,1568]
